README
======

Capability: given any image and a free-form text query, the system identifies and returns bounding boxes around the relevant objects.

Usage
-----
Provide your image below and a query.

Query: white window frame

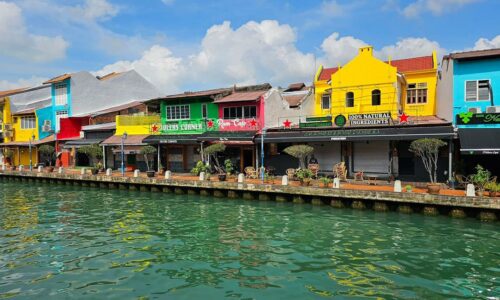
[54,83,68,106]
[321,94,331,110]
[55,110,68,132]
[465,79,490,102]
[165,104,190,121]
[21,116,36,129]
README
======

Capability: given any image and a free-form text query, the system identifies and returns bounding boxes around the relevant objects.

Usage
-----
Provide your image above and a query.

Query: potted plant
[409,138,446,194]
[485,182,500,197]
[3,149,14,169]
[283,145,314,169]
[319,176,331,188]
[405,185,412,193]
[264,170,275,184]
[296,168,313,186]
[224,159,235,181]
[191,160,210,177]
[470,165,493,196]
[77,144,103,175]
[204,143,226,181]
[140,145,158,178]
[38,145,55,172]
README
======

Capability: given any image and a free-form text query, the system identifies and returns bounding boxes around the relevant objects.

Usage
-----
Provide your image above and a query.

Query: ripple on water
[0,182,499,299]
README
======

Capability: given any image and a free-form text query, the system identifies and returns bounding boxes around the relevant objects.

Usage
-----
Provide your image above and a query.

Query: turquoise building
[439,48,500,176]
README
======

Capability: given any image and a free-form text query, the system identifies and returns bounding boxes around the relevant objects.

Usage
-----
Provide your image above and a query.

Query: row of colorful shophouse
[1,47,499,182]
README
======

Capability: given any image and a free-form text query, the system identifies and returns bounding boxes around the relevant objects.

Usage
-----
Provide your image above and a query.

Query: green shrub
[191,160,210,175]
[77,144,103,168]
[140,145,157,171]
[38,144,55,166]
[283,145,314,169]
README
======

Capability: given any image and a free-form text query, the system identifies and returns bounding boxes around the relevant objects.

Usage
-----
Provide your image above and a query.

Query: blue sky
[0,0,499,92]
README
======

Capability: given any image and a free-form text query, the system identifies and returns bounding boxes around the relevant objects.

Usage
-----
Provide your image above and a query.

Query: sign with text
[456,112,500,125]
[348,112,391,126]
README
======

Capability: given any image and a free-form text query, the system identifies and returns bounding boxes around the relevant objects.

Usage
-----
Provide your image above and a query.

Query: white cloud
[402,0,479,18]
[0,1,68,62]
[377,37,446,59]
[0,76,47,90]
[471,35,500,50]
[69,0,119,22]
[320,32,368,65]
[319,1,345,17]
[96,20,316,93]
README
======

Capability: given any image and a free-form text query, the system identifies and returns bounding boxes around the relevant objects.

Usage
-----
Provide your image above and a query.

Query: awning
[101,134,148,146]
[0,135,55,147]
[143,134,200,144]
[458,128,500,155]
[63,138,104,148]
[197,131,256,143]
[255,126,455,143]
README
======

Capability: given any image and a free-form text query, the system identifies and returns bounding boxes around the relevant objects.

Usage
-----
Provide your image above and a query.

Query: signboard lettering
[348,112,391,126]
[456,112,500,125]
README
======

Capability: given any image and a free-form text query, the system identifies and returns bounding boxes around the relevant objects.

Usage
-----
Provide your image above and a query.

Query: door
[167,146,184,172]
[353,141,390,174]
[242,148,254,171]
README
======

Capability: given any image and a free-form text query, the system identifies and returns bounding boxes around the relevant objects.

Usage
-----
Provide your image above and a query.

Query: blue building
[438,48,500,176]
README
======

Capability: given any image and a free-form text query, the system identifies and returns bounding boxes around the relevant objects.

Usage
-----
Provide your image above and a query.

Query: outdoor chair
[244,166,258,179]
[354,170,364,181]
[333,162,347,181]
[308,164,320,179]
[455,174,468,189]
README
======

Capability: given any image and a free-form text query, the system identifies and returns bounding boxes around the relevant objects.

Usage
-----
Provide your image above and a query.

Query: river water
[0,182,499,299]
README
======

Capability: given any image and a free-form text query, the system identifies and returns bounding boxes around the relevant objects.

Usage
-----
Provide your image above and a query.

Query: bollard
[165,170,172,180]
[394,180,402,192]
[199,172,205,181]
[333,178,340,189]
[81,168,86,175]
[1,165,6,171]
[58,167,64,174]
[237,173,245,183]
[19,165,24,172]
[466,184,475,197]
[133,170,140,178]
[281,175,288,186]
[38,166,43,173]
[106,168,112,176]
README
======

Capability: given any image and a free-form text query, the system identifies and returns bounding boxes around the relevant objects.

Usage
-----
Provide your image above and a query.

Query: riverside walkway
[0,168,498,221]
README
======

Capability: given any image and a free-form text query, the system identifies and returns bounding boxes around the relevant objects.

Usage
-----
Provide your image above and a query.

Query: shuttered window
[321,94,331,110]
[54,83,68,106]
[346,92,354,107]
[465,80,490,101]
[21,116,36,129]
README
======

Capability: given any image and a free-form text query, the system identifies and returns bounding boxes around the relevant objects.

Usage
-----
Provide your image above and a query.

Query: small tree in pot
[141,145,157,178]
[38,145,56,172]
[409,138,446,194]
[3,148,14,168]
[283,145,314,169]
[78,144,103,175]
[204,143,226,181]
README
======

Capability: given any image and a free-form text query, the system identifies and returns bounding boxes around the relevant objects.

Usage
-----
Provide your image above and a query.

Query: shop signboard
[456,112,500,125]
[348,112,391,126]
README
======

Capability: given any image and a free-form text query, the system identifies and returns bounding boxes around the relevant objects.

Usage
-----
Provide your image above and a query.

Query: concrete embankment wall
[0,171,498,222]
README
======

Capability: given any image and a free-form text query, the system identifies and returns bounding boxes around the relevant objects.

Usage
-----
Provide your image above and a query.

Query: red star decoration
[249,119,257,127]
[207,119,214,128]
[151,123,159,133]
[399,113,409,124]
[283,119,292,129]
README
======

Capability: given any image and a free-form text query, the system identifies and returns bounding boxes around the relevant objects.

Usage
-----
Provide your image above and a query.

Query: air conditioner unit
[486,106,500,113]
[4,131,13,138]
[3,124,12,130]
[43,120,51,126]
[42,125,52,132]
[468,107,482,113]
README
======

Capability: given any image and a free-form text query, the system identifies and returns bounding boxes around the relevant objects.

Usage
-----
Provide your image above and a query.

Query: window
[54,83,68,106]
[55,110,68,132]
[346,92,354,107]
[371,89,381,106]
[223,106,256,119]
[21,116,36,129]
[243,106,257,118]
[465,80,490,101]
[201,104,208,119]
[166,105,190,120]
[406,83,428,104]
[321,94,331,110]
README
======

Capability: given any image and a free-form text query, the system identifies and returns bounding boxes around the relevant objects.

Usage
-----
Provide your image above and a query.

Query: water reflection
[0,182,499,299]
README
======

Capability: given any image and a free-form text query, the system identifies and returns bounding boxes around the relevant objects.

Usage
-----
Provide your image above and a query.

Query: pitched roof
[43,73,71,84]
[388,55,434,73]
[0,88,28,98]
[283,82,306,92]
[89,101,142,117]
[101,134,149,146]
[283,94,307,107]
[155,88,232,101]
[446,48,500,60]
[213,90,268,103]
[317,67,339,81]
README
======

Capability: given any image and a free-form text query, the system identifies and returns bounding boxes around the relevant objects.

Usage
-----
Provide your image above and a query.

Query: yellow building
[314,46,438,122]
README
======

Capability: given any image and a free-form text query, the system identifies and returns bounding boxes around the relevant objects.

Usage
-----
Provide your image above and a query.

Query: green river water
[0,182,499,299]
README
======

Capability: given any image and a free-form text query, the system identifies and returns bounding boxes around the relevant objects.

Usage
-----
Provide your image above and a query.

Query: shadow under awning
[458,128,500,155]
[143,135,200,144]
